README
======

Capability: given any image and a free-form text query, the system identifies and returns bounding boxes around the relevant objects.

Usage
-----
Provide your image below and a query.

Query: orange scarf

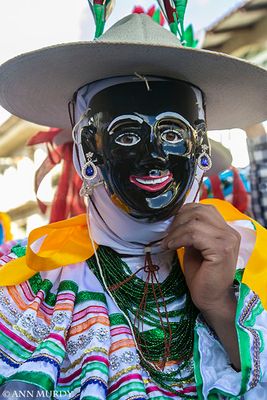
[1,199,267,309]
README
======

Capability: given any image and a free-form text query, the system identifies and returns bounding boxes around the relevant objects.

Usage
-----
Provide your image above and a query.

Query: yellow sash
[1,199,267,309]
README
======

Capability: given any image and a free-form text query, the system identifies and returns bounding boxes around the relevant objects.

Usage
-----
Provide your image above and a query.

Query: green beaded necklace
[87,246,198,397]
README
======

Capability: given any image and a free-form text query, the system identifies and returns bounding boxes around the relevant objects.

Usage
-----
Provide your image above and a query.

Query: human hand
[161,203,241,313]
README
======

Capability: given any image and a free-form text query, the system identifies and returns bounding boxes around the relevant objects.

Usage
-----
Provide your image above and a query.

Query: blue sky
[185,0,244,30]
[110,0,244,31]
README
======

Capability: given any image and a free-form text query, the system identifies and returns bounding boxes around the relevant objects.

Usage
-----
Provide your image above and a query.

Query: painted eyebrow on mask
[155,112,191,127]
[107,115,144,135]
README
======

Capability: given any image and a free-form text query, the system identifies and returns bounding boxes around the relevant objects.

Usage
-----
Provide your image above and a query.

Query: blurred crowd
[202,123,267,226]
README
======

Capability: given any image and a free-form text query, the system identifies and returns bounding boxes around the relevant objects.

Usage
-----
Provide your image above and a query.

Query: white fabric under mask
[73,77,204,255]
[88,184,173,255]
[87,165,203,256]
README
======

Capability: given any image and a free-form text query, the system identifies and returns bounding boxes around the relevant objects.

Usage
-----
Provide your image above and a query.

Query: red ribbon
[201,167,248,213]
[209,175,225,200]
[132,5,165,26]
[232,167,248,213]
[28,129,86,222]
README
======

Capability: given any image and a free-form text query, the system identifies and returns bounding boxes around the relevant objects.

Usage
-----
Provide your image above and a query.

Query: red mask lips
[129,172,173,192]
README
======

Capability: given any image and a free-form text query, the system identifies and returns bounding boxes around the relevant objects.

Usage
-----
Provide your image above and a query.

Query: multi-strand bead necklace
[87,245,198,397]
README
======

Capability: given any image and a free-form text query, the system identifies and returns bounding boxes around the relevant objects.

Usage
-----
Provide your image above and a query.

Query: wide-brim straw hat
[0,13,266,131]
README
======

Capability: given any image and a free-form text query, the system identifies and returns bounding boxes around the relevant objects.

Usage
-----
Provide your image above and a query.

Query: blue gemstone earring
[80,152,99,197]
[81,152,98,180]
[198,144,212,172]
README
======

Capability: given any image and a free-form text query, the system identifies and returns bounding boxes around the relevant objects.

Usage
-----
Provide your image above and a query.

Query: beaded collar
[87,245,198,396]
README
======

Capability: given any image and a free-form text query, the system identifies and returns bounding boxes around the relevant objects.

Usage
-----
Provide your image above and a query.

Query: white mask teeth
[136,176,169,185]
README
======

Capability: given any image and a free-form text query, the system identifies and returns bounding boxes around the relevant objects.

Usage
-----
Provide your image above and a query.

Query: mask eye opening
[114,132,141,146]
[157,118,189,144]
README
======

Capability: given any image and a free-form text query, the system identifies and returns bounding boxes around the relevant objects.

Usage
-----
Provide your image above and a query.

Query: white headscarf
[72,77,204,255]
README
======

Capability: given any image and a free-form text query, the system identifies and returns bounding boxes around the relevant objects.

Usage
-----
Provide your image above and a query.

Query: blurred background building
[203,0,267,172]
[204,0,267,68]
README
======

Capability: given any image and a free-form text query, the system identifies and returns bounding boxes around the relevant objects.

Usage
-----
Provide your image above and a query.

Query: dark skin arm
[162,203,241,370]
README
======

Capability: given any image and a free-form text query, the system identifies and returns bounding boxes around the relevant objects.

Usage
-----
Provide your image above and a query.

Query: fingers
[162,219,222,250]
[162,217,241,259]
[168,203,227,234]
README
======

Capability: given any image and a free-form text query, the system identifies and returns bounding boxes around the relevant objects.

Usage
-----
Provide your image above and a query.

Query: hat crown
[98,13,181,47]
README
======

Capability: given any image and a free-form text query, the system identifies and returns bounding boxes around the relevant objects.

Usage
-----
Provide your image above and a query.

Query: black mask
[81,78,206,221]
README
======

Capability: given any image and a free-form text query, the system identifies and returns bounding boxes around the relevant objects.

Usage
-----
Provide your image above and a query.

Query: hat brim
[0,41,266,130]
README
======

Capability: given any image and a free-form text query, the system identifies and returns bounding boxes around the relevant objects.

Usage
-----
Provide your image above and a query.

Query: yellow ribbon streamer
[0,212,12,242]
[26,214,95,271]
[0,199,266,309]
[0,214,95,285]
